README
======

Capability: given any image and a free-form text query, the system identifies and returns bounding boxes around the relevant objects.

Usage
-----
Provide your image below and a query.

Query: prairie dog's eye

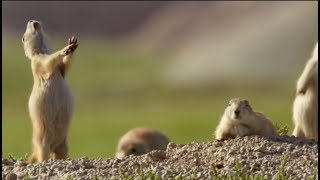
[244,100,249,106]
[228,103,231,106]
[22,35,25,43]
[131,148,137,153]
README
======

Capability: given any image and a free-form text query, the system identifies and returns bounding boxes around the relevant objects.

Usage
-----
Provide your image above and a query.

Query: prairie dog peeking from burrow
[116,127,170,158]
[22,20,78,163]
[215,98,277,140]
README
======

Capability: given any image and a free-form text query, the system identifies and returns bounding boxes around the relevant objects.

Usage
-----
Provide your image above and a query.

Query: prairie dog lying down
[215,98,277,140]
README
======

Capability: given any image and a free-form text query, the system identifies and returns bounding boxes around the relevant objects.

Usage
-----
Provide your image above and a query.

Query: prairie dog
[22,20,78,163]
[215,98,277,140]
[116,127,170,158]
[292,42,318,140]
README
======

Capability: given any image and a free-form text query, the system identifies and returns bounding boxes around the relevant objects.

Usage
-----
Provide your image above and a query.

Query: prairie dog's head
[224,98,253,121]
[22,20,50,58]
[115,140,148,158]
[115,128,169,158]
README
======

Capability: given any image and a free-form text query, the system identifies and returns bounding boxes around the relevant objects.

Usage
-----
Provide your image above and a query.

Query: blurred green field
[2,35,296,159]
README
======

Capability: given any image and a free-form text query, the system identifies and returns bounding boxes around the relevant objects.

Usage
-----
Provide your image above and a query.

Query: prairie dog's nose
[234,110,240,115]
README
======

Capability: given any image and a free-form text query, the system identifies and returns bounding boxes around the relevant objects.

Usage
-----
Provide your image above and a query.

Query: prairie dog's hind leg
[293,126,306,139]
[53,139,68,160]
[28,152,38,164]
[29,133,51,163]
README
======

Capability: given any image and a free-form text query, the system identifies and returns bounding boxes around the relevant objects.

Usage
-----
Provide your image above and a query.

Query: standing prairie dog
[22,20,78,163]
[215,98,277,140]
[292,42,318,140]
[116,127,170,158]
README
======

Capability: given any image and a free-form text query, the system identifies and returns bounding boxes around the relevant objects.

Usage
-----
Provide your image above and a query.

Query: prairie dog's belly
[230,124,251,136]
[28,72,74,145]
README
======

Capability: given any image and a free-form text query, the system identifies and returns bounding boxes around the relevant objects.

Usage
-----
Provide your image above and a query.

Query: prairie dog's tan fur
[22,20,78,163]
[215,98,277,140]
[116,127,170,158]
[292,42,318,140]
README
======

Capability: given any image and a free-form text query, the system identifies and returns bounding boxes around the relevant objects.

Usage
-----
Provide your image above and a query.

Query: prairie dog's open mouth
[28,20,41,29]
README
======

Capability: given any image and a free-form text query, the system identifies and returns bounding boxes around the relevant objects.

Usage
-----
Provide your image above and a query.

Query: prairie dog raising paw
[215,98,277,140]
[116,127,170,158]
[292,42,318,140]
[22,20,78,163]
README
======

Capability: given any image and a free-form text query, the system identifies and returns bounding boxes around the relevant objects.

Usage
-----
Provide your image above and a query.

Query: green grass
[2,35,296,159]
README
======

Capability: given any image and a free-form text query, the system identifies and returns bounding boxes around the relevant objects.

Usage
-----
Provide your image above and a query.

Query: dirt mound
[2,135,318,179]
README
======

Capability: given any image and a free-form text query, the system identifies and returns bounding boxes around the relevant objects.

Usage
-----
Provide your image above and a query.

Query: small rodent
[215,98,277,140]
[22,20,78,163]
[292,42,318,140]
[116,127,170,158]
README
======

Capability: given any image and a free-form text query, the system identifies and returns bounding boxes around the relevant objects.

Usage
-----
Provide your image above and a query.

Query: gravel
[2,135,318,179]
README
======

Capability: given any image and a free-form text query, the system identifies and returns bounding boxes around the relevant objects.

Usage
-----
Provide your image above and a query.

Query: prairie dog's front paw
[68,36,78,52]
[61,36,78,56]
[61,45,73,56]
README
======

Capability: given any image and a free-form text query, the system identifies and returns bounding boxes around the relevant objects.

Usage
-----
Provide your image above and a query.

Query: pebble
[5,173,17,180]
[2,159,14,166]
[15,160,28,167]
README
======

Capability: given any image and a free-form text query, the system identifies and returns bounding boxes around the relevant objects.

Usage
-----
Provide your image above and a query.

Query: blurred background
[2,1,318,158]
